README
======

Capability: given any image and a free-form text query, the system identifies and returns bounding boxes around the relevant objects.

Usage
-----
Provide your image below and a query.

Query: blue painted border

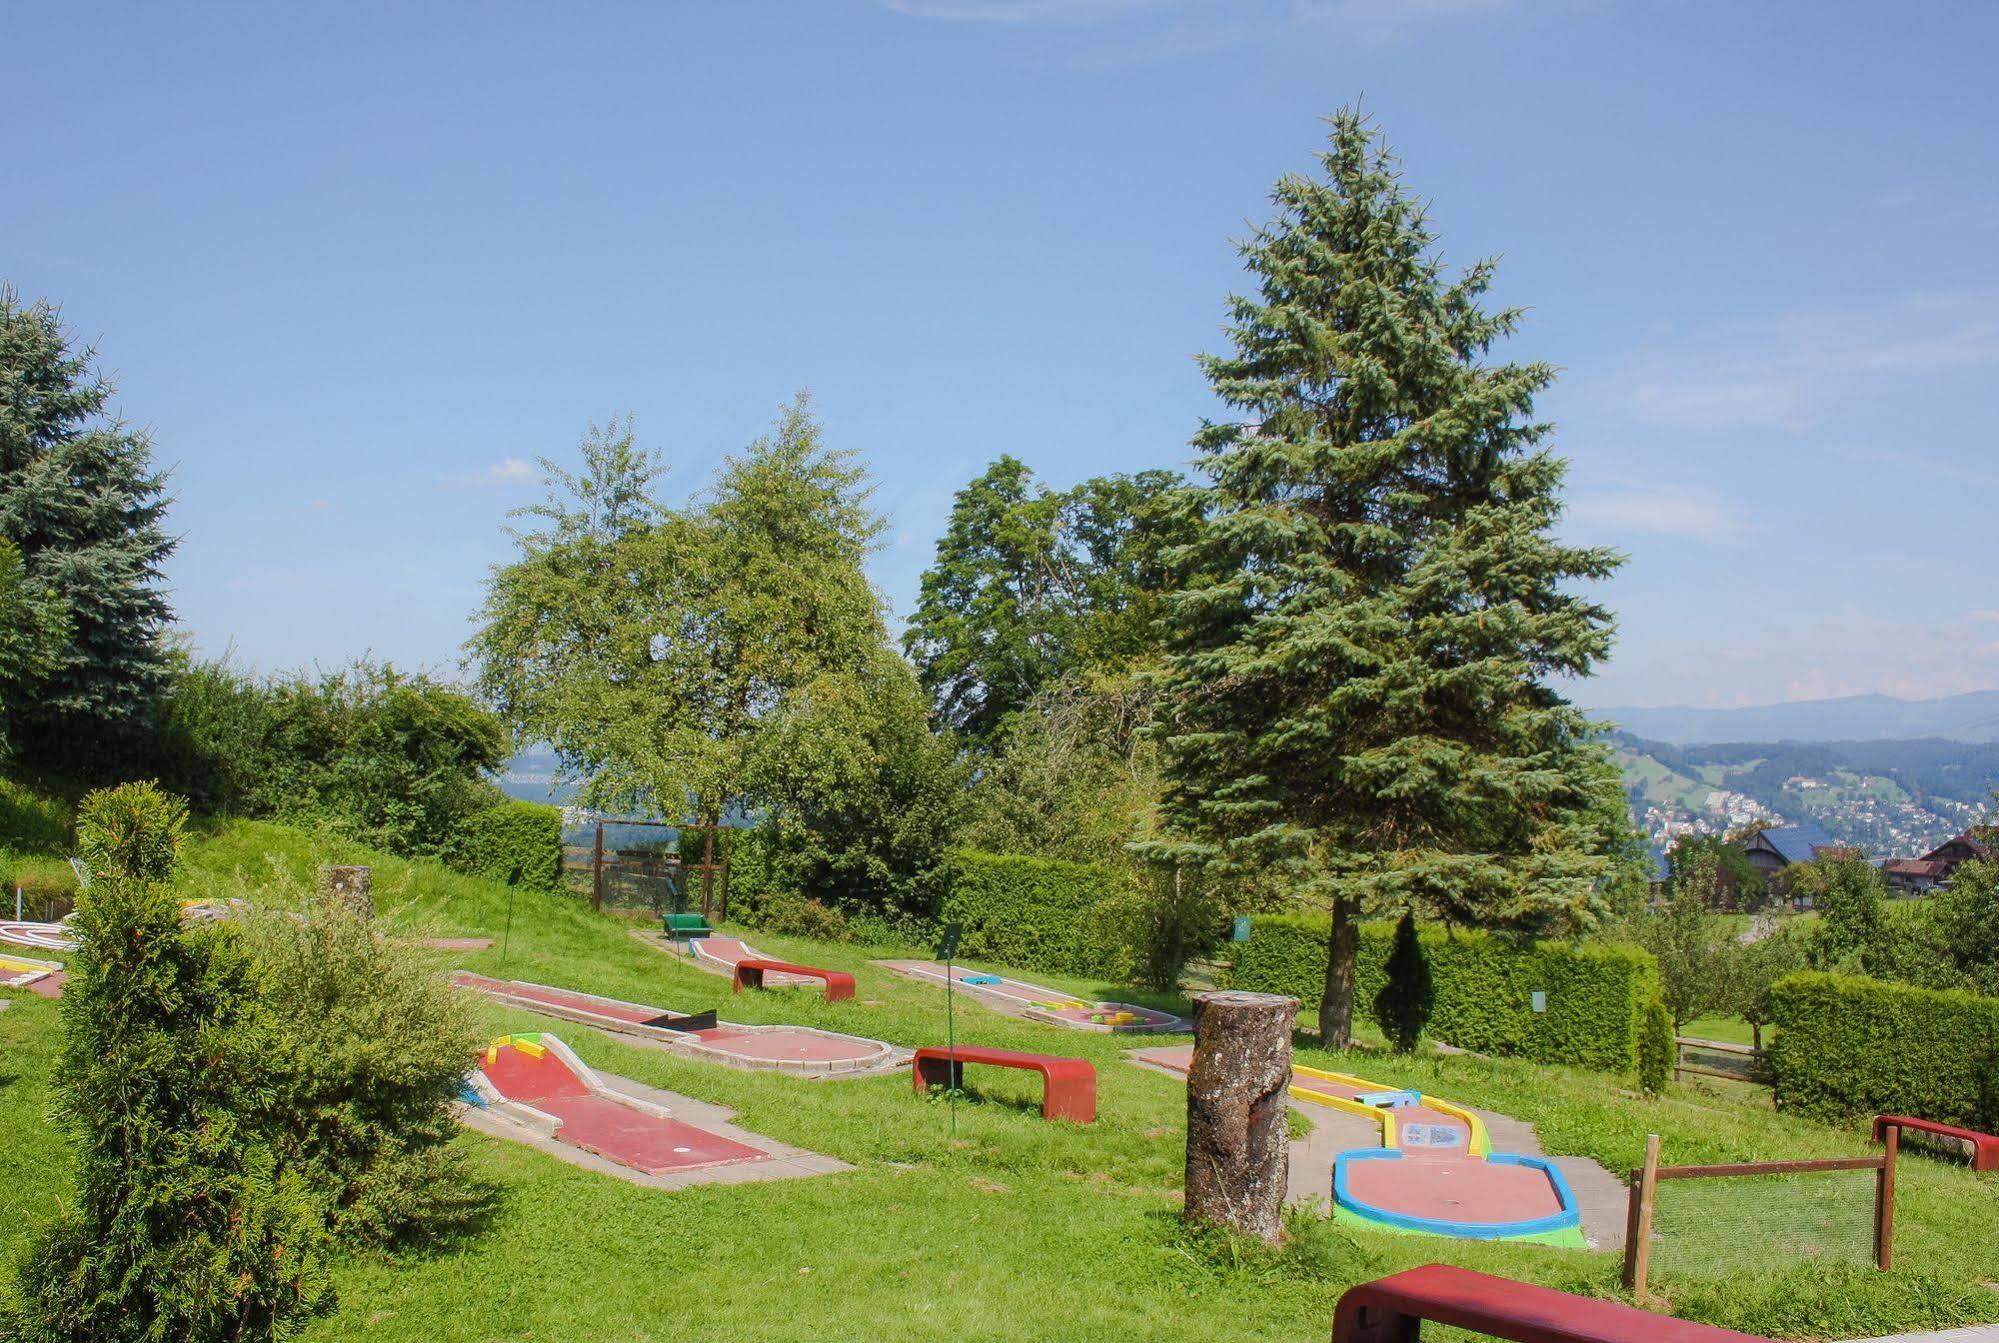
[1332,1149,1582,1240]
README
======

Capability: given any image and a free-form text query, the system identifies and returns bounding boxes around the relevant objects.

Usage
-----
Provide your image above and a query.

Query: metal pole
[502,880,516,969]
[591,821,605,912]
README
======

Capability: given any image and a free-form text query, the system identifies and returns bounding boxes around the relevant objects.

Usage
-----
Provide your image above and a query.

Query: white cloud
[1612,291,1999,432]
[1566,485,1746,542]
[443,457,542,490]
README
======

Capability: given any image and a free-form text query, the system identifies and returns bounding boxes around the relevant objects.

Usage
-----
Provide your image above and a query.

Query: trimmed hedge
[1767,971,1999,1128]
[1230,913,1663,1075]
[939,848,1137,981]
[447,800,563,893]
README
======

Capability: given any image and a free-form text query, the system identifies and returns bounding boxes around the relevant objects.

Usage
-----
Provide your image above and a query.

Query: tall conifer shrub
[11,783,328,1342]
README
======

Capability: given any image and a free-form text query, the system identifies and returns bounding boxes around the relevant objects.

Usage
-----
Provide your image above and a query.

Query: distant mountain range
[1592,691,1999,746]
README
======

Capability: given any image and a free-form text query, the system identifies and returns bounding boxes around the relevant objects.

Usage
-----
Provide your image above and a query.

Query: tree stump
[318,864,373,920]
[1184,989,1298,1245]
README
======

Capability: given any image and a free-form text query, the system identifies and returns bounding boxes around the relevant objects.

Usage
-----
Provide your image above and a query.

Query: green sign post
[937,921,964,1138]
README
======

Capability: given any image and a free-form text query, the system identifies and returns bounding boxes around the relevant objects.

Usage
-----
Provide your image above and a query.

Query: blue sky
[7,0,1996,709]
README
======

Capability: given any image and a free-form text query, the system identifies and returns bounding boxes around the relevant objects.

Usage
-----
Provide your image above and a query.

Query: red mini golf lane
[687,937,819,987]
[452,973,883,1067]
[879,960,1187,1032]
[475,1035,766,1175]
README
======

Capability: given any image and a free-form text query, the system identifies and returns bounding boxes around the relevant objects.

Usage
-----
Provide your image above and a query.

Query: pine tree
[1145,110,1623,1047]
[0,287,176,758]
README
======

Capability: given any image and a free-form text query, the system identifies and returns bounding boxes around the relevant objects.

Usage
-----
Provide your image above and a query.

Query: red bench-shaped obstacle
[1333,1264,1775,1343]
[732,959,855,1003]
[911,1045,1096,1124]
[1874,1114,1999,1172]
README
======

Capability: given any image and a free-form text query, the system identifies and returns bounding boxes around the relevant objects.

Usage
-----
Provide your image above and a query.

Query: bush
[1232,913,1664,1075]
[1638,997,1674,1094]
[1767,971,1999,1129]
[73,778,188,884]
[1373,912,1435,1053]
[11,781,330,1341]
[939,848,1139,981]
[243,889,486,1248]
[448,799,562,893]
[747,890,850,943]
[145,658,508,861]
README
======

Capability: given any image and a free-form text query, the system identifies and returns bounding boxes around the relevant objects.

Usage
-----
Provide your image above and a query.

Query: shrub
[73,778,187,884]
[1373,912,1435,1053]
[11,781,330,1341]
[748,890,850,943]
[1232,913,1664,1075]
[1767,971,1999,1129]
[1638,996,1674,1095]
[448,799,562,893]
[243,889,486,1248]
[938,848,1139,981]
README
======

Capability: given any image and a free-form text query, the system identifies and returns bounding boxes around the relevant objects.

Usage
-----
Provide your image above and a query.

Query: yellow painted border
[1288,1064,1491,1158]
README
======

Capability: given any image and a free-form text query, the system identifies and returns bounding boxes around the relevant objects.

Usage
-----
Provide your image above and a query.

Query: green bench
[663,912,713,944]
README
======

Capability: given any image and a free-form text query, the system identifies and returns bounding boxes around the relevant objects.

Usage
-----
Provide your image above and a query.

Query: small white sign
[1531,990,1547,1013]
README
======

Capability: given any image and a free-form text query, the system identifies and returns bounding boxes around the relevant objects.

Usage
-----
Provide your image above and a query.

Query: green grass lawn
[5,812,1998,1341]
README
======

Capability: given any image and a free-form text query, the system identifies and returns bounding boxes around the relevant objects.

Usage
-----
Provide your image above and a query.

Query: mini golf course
[452,972,906,1075]
[0,921,75,953]
[651,934,825,987]
[1133,1044,1583,1247]
[877,959,1188,1033]
[0,952,64,998]
[466,1031,770,1176]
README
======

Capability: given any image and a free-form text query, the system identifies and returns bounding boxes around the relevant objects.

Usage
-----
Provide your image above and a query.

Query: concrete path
[458,1067,851,1191]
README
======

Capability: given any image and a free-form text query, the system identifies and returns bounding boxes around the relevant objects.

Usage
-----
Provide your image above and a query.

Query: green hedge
[1230,913,1662,1075]
[1767,971,1999,1128]
[447,800,563,893]
[939,848,1136,981]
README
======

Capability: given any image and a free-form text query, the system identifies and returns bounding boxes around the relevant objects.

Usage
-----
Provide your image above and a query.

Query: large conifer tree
[0,287,175,756]
[1146,111,1624,1046]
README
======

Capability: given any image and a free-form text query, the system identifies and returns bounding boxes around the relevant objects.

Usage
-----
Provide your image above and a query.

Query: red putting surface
[690,937,819,987]
[478,1039,767,1175]
[453,973,882,1065]
[1343,1153,1568,1227]
[881,960,1184,1029]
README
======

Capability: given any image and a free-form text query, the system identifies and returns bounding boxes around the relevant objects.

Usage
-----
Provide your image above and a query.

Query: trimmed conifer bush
[1373,912,1435,1053]
[10,782,329,1341]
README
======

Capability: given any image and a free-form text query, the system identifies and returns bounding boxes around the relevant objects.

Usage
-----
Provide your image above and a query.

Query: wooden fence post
[1622,1133,1661,1300]
[591,821,605,912]
[1875,1124,1898,1271]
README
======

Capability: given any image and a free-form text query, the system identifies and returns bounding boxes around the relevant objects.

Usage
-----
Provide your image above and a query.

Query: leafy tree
[1725,930,1806,1052]
[11,782,328,1342]
[1929,856,1999,995]
[904,458,1191,745]
[1143,110,1622,1046]
[1372,912,1435,1053]
[960,667,1164,865]
[1667,833,1764,909]
[0,287,175,760]
[1795,854,1887,968]
[474,395,955,912]
[1632,847,1735,1032]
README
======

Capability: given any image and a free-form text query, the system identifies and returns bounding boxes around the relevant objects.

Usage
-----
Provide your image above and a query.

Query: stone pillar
[1184,989,1298,1245]
[318,864,373,920]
